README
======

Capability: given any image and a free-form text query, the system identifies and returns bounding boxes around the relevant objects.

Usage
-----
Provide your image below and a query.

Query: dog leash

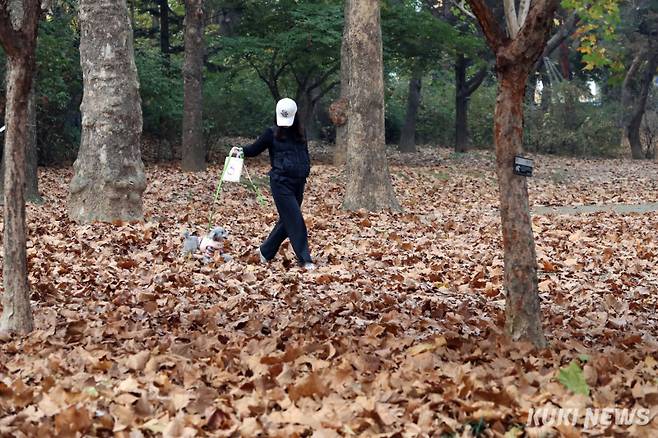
[207,153,266,230]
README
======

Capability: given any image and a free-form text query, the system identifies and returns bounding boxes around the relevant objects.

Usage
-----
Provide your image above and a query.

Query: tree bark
[455,54,488,153]
[495,70,545,347]
[467,0,559,348]
[70,0,146,223]
[333,0,351,167]
[1,59,34,335]
[342,0,400,211]
[25,81,41,203]
[297,89,316,140]
[0,0,40,335]
[455,55,469,153]
[624,51,658,160]
[399,69,422,153]
[181,0,206,172]
[0,50,40,205]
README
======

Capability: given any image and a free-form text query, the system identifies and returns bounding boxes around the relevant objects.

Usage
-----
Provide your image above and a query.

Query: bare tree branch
[502,0,560,66]
[518,0,531,29]
[465,65,489,95]
[451,0,475,19]
[534,11,579,71]
[504,0,520,38]
[465,0,508,51]
[308,62,339,91]
[313,80,340,104]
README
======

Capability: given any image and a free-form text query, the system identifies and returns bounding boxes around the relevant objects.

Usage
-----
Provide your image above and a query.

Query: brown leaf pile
[0,147,657,437]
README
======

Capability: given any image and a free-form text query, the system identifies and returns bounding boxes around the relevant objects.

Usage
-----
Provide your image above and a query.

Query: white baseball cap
[276,98,297,127]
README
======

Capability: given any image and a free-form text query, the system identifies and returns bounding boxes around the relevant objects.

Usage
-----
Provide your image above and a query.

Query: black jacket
[243,127,311,179]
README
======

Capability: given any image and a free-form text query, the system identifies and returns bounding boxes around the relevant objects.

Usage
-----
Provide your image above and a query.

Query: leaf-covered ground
[1,147,658,437]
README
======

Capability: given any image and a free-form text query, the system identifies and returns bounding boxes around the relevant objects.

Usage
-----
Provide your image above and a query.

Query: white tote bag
[222,149,244,182]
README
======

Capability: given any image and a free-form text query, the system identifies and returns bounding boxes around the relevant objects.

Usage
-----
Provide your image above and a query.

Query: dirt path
[533,202,658,215]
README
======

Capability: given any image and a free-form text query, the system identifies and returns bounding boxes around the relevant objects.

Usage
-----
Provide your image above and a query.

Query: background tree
[425,0,490,152]
[181,0,206,171]
[0,0,40,334]
[382,0,460,153]
[618,0,658,159]
[219,0,342,138]
[342,0,400,212]
[69,0,147,223]
[331,0,350,166]
[465,0,563,347]
[454,53,489,152]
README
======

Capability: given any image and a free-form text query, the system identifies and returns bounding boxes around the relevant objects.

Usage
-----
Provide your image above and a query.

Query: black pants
[260,175,312,264]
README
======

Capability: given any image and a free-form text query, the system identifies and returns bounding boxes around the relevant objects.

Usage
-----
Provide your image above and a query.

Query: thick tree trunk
[181,0,206,172]
[495,70,546,347]
[455,55,469,153]
[70,0,146,223]
[0,60,36,334]
[399,70,422,153]
[334,0,350,167]
[342,0,400,211]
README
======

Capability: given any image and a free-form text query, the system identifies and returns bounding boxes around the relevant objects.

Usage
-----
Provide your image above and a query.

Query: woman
[240,98,315,270]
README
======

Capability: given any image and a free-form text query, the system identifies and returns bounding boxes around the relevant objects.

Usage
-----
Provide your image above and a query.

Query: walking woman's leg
[271,177,312,264]
[260,220,287,260]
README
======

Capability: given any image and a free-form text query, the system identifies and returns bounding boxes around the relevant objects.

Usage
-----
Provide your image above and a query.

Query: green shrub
[384,74,407,144]
[35,8,83,164]
[524,81,621,157]
[468,84,496,148]
[415,75,454,146]
[203,70,273,140]
[135,43,183,143]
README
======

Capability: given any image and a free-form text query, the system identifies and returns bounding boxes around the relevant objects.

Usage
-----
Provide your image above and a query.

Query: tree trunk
[626,52,658,160]
[342,0,400,211]
[455,54,469,153]
[495,70,546,347]
[0,0,41,335]
[0,64,41,204]
[297,89,316,140]
[467,0,558,348]
[181,0,206,172]
[159,0,170,61]
[558,41,570,80]
[307,86,323,141]
[334,0,350,167]
[1,58,34,335]
[399,69,422,153]
[26,81,41,203]
[455,54,488,153]
[70,0,146,223]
